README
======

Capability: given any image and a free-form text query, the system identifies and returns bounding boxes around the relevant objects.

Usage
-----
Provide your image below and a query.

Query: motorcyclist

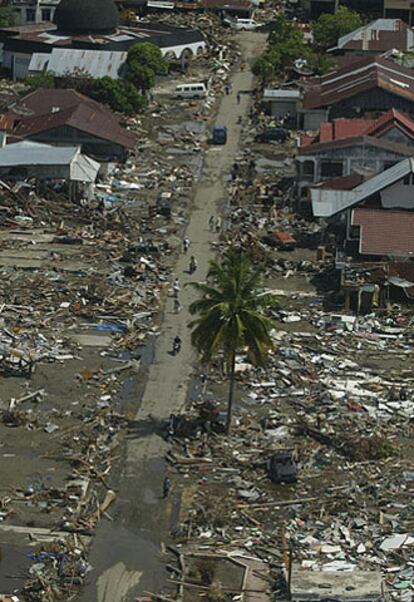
[173,335,182,354]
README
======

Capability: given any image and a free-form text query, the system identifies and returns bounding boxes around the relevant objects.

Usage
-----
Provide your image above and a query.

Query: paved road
[78,32,265,602]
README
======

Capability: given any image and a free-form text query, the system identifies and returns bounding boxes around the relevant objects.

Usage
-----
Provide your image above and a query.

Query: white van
[230,18,261,30]
[175,83,207,99]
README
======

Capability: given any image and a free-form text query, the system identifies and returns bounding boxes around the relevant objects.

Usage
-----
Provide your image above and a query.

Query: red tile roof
[352,208,414,256]
[301,108,414,147]
[319,118,374,142]
[302,56,414,109]
[8,89,136,150]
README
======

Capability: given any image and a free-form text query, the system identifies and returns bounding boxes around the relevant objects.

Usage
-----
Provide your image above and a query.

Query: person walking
[163,476,171,498]
[183,237,190,254]
[215,216,222,233]
[189,255,197,274]
[236,92,241,105]
[173,278,181,295]
[174,297,181,313]
[209,215,215,231]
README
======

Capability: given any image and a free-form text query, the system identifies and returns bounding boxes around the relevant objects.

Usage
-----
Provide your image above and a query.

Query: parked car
[262,230,297,250]
[255,128,289,143]
[267,451,297,484]
[230,18,261,31]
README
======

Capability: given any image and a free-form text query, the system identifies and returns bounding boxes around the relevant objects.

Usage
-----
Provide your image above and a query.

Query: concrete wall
[29,127,126,160]
[381,126,414,146]
[297,143,408,196]
[381,176,414,208]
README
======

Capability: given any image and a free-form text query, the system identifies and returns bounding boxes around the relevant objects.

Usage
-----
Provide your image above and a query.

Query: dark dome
[54,0,119,33]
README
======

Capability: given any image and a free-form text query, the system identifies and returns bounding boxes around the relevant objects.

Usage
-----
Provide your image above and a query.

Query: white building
[11,0,60,24]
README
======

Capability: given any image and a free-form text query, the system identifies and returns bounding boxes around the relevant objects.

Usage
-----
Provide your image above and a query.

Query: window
[41,8,51,21]
[321,161,343,178]
[302,161,314,177]
[26,8,35,22]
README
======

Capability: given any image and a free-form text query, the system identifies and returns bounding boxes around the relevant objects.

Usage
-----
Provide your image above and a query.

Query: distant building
[329,18,414,56]
[0,0,206,79]
[300,0,338,20]
[10,0,60,25]
[384,0,414,26]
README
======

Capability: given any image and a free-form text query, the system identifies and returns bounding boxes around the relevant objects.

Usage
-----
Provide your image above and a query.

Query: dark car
[255,128,289,143]
[212,126,228,145]
[267,451,297,484]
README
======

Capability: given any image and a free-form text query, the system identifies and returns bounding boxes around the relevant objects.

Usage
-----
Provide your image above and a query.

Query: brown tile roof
[352,208,414,256]
[336,19,412,52]
[315,173,367,190]
[302,56,414,110]
[9,89,136,150]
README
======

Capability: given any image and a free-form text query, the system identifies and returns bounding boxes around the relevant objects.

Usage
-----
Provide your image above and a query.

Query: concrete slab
[290,565,383,601]
[69,333,113,347]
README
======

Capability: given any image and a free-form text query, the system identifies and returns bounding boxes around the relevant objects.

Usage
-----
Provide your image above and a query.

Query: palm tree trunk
[226,348,236,434]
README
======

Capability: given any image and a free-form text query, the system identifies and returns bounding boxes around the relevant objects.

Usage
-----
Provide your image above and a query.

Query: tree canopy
[90,77,147,114]
[253,14,308,80]
[188,250,275,432]
[313,6,362,50]
[126,43,168,91]
[0,7,19,27]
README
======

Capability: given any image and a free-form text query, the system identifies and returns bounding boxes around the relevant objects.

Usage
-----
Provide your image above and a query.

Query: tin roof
[311,157,414,217]
[31,47,128,79]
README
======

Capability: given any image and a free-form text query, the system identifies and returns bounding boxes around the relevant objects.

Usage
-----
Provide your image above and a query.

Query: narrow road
[78,32,265,602]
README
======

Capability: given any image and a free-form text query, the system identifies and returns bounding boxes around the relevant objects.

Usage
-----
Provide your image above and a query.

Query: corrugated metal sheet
[28,52,50,74]
[0,141,99,182]
[311,157,414,217]
[45,48,128,79]
[263,88,301,100]
[0,140,78,165]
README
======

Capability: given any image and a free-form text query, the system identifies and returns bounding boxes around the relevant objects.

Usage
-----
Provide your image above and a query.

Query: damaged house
[1,88,137,161]
[298,57,414,130]
[311,158,414,308]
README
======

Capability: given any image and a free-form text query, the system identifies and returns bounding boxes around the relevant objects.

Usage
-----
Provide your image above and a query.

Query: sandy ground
[75,32,267,602]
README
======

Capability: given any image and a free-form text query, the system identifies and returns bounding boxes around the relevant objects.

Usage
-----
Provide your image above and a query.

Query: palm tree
[188,250,275,433]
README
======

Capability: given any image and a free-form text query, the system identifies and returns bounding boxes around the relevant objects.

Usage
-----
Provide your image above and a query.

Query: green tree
[90,77,147,114]
[313,6,362,50]
[26,72,55,90]
[188,250,275,433]
[126,42,168,91]
[308,52,336,75]
[253,14,309,81]
[252,53,277,81]
[0,7,19,27]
